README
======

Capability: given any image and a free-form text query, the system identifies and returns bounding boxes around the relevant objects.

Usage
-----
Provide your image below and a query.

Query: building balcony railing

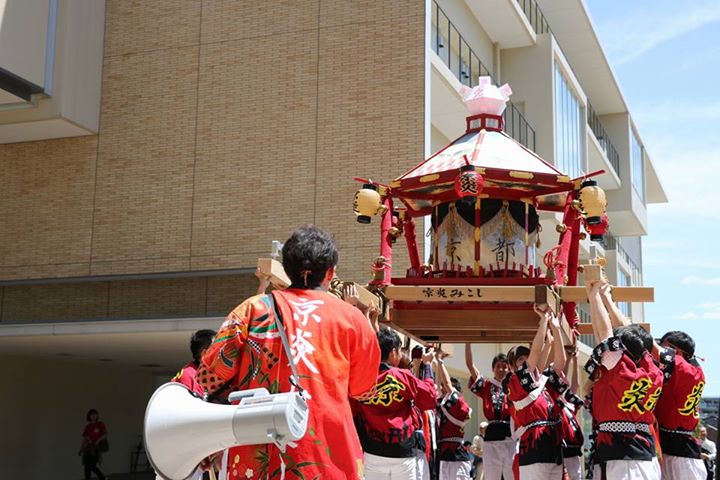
[587,102,621,176]
[432,0,536,152]
[515,0,551,35]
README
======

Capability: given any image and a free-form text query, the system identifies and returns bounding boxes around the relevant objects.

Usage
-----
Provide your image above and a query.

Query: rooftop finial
[459,76,512,116]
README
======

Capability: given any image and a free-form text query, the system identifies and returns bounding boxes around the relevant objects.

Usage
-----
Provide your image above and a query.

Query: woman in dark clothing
[80,408,107,480]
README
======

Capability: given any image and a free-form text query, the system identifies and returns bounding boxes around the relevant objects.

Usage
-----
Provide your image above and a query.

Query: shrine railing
[431,0,536,152]
[587,102,621,177]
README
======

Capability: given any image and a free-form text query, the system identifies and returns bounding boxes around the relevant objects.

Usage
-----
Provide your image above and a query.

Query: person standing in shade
[80,408,107,480]
[465,346,514,480]
[470,421,487,479]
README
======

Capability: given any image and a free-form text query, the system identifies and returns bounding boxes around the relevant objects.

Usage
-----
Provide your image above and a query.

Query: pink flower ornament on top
[459,76,512,116]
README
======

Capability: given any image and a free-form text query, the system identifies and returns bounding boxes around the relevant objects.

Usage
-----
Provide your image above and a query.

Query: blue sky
[585,0,720,396]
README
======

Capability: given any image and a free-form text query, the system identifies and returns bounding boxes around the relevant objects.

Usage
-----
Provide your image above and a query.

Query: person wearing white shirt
[700,426,716,480]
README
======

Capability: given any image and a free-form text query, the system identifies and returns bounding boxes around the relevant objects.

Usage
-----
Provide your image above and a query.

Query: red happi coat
[197,290,380,480]
[543,366,584,457]
[584,337,664,463]
[437,390,472,461]
[468,375,512,441]
[654,346,706,458]
[353,364,437,458]
[507,364,562,466]
[172,361,205,396]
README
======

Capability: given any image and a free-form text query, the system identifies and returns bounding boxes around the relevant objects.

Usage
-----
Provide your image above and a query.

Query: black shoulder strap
[268,291,305,397]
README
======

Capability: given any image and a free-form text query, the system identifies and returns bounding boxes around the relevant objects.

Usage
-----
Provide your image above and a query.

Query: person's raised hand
[585,279,601,297]
[548,310,561,331]
[365,305,380,331]
[600,279,613,300]
[255,267,271,293]
[422,347,435,364]
[342,283,359,306]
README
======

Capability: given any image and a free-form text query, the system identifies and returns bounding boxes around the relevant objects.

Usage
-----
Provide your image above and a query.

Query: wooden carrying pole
[257,258,380,310]
[384,285,654,303]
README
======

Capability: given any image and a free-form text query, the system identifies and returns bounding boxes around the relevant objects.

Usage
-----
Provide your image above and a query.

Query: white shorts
[518,462,563,479]
[439,460,472,479]
[564,455,582,480]
[593,457,661,480]
[662,455,707,480]
[364,452,416,480]
[415,451,430,480]
[483,439,516,480]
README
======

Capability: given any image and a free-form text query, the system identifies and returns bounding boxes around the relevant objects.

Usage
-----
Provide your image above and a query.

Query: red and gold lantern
[454,165,484,199]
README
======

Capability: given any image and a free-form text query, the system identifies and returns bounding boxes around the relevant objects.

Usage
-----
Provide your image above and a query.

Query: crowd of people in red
[145,225,709,480]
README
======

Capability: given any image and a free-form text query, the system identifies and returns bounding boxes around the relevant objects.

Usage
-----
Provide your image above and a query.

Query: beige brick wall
[0,274,257,323]
[0,1,426,289]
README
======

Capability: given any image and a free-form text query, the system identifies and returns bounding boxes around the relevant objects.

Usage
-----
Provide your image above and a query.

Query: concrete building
[0,1,664,478]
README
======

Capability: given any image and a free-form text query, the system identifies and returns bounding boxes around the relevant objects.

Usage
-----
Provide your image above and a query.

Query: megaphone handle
[228,388,270,402]
[209,468,217,480]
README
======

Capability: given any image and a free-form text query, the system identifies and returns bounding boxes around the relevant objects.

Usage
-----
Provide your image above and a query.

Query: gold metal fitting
[556,224,568,233]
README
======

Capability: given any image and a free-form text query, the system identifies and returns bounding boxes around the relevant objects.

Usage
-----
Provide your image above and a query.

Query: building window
[631,130,645,200]
[617,269,631,317]
[554,62,583,178]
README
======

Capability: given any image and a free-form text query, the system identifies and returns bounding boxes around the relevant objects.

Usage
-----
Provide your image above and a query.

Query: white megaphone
[144,383,309,480]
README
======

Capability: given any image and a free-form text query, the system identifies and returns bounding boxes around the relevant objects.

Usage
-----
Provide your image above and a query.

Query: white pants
[662,455,707,480]
[439,460,472,479]
[415,451,430,480]
[364,452,416,480]
[593,457,661,480]
[518,462,563,479]
[564,455,582,480]
[482,439,515,480]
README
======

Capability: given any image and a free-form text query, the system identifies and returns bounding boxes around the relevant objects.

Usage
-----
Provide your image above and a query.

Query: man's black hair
[86,408,99,421]
[191,329,217,364]
[450,377,462,392]
[377,327,401,362]
[282,225,339,289]
[661,330,696,357]
[614,325,647,363]
[629,324,653,353]
[492,353,508,368]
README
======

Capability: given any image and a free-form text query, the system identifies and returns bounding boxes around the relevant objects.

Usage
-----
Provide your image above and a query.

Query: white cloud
[671,299,720,320]
[681,275,720,285]
[595,1,720,66]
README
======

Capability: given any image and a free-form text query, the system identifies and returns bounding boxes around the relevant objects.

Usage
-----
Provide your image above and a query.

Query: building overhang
[537,0,626,115]
[0,317,222,372]
[644,153,668,204]
[463,0,536,48]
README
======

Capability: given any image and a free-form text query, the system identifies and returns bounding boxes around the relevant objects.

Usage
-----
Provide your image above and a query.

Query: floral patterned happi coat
[197,289,380,480]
